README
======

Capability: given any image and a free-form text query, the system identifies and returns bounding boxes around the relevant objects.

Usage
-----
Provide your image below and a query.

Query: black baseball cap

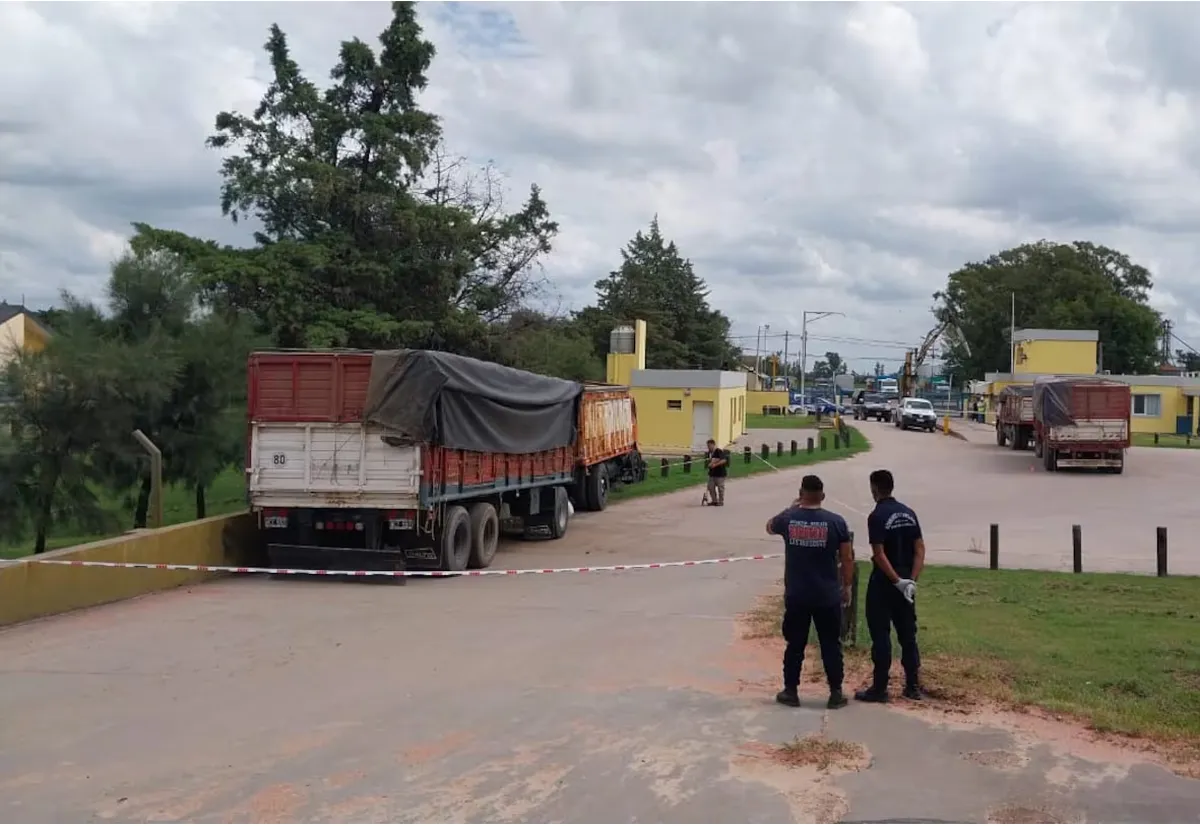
[800,474,824,493]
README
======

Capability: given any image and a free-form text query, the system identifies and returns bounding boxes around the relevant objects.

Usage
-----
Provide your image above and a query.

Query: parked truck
[994,385,1034,450]
[1031,377,1130,473]
[246,350,646,573]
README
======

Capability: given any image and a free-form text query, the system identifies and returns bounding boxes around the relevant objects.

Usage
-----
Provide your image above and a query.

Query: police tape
[31,553,785,578]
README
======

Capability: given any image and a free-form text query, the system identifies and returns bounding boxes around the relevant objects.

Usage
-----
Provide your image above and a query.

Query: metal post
[1072,524,1082,573]
[132,430,164,529]
[1156,527,1168,577]
[799,315,807,410]
[989,523,999,570]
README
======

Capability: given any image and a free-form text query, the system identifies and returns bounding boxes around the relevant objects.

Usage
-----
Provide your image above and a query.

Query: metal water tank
[609,325,636,354]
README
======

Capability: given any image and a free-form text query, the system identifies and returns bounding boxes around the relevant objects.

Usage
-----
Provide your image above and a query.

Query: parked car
[852,391,890,421]
[894,397,938,431]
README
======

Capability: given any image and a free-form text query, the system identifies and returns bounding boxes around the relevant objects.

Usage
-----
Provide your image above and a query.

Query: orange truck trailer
[246,350,645,573]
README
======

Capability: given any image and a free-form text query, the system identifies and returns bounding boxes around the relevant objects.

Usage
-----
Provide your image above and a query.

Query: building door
[692,401,714,450]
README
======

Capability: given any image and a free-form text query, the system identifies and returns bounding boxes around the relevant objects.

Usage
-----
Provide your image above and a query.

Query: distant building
[0,302,52,368]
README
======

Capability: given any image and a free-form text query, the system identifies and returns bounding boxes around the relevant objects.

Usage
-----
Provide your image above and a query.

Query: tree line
[0,4,1179,554]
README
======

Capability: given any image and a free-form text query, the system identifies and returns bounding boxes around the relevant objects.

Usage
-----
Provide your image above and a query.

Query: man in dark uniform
[856,469,926,703]
[704,438,727,506]
[766,474,853,709]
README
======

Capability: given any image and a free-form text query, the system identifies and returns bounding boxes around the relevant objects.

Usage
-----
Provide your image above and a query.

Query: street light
[800,311,844,410]
[755,323,770,386]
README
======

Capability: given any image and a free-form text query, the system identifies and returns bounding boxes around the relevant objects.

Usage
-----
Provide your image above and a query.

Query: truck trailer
[1031,377,1130,473]
[995,384,1034,450]
[245,350,645,572]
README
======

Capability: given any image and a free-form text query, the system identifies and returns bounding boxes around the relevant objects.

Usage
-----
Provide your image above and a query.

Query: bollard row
[987,523,1170,577]
[657,436,854,478]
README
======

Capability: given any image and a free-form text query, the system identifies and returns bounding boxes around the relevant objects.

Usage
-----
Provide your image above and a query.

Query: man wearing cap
[766,474,853,709]
[856,468,926,703]
[704,438,728,506]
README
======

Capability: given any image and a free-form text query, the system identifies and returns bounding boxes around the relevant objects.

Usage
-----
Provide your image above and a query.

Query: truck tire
[467,502,499,569]
[550,486,570,539]
[585,463,609,512]
[1043,446,1057,472]
[1009,428,1020,450]
[440,505,471,571]
[996,426,1006,447]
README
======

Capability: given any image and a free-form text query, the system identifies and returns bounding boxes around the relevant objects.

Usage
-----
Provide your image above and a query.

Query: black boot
[854,685,889,703]
[827,688,848,709]
[902,683,922,701]
[775,688,800,707]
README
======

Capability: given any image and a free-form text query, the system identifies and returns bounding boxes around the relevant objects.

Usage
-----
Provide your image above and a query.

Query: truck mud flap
[267,543,408,579]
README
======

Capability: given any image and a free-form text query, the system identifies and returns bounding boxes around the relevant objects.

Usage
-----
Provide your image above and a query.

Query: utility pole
[782,331,790,385]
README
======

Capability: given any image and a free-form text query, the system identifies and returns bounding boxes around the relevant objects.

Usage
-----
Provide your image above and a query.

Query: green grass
[0,468,248,559]
[1132,432,1200,449]
[611,426,870,503]
[745,412,819,429]
[753,564,1200,749]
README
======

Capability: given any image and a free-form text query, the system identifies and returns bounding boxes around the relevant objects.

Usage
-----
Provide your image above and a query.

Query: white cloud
[1,1,1199,373]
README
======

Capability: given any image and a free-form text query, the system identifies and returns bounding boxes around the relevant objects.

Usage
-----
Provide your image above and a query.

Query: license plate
[389,518,415,531]
[265,516,287,529]
[404,548,437,561]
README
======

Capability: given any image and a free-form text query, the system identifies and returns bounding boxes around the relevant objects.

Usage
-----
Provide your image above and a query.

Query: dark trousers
[781,599,844,691]
[865,575,921,689]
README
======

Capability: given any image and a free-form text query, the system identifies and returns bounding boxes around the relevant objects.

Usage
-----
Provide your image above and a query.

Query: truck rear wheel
[585,464,609,512]
[996,426,1006,447]
[467,502,499,569]
[1008,428,1020,450]
[1043,446,1057,472]
[440,505,471,571]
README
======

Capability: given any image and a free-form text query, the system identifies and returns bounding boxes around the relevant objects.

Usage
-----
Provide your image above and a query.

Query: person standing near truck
[856,469,926,703]
[704,438,727,506]
[766,474,853,710]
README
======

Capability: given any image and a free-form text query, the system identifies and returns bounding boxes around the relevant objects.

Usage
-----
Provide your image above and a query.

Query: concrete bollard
[1072,524,1082,573]
[776,441,783,457]
[790,440,798,456]
[1154,433,1160,445]
[661,457,669,477]
[743,445,752,464]
[760,444,769,460]
[807,437,814,454]
[819,435,827,451]
[682,455,692,474]
[989,524,999,570]
[1157,527,1168,577]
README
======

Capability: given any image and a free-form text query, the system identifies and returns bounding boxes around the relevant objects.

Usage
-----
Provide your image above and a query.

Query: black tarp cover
[362,350,583,454]
[1032,376,1119,427]
[998,384,1033,398]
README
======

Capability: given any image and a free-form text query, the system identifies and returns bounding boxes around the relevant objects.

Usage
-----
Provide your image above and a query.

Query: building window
[1132,394,1161,417]
[667,399,683,410]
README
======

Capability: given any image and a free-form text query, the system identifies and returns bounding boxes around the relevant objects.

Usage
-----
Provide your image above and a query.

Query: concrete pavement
[1,423,1197,822]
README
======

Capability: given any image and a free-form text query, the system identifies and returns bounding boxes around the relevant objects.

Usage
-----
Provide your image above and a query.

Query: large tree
[934,241,1163,379]
[134,3,556,356]
[578,217,739,370]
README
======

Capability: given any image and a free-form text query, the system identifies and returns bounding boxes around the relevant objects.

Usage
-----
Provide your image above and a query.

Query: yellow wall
[0,513,259,628]
[746,389,790,415]
[1127,384,1191,435]
[0,315,24,364]
[633,385,746,453]
[1016,339,1096,375]
[23,315,49,353]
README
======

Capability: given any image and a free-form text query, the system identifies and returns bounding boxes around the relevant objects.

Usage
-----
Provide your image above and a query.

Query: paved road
[1,424,1197,822]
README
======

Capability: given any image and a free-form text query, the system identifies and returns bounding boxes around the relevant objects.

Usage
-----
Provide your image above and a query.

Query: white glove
[894,578,916,603]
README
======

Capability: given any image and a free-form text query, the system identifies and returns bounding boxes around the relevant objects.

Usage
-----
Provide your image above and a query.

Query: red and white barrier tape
[31,553,784,578]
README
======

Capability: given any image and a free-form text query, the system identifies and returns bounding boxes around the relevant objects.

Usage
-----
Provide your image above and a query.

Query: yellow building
[979,328,1200,435]
[605,319,748,453]
[0,302,51,368]
[746,388,791,414]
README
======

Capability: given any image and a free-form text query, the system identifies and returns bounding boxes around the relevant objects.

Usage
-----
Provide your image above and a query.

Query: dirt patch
[962,748,1030,771]
[774,734,871,772]
[399,730,474,765]
[986,802,1073,823]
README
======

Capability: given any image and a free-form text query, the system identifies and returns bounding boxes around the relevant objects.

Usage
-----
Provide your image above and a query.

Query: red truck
[994,384,1034,450]
[1032,377,1130,473]
[246,350,646,572]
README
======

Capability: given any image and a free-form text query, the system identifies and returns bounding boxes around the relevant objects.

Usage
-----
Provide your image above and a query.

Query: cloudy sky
[3,2,1200,374]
